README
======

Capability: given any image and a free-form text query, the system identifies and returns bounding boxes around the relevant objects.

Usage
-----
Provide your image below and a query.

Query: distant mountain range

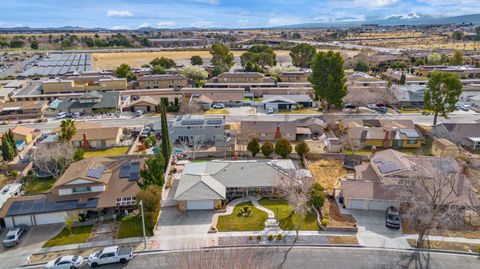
[280,13,480,29]
[0,13,479,32]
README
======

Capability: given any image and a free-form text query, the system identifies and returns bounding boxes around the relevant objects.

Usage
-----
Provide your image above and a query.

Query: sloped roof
[174,175,226,200]
[12,125,35,136]
[71,127,121,142]
[53,157,114,187]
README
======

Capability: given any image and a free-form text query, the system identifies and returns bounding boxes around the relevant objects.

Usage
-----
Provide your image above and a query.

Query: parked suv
[2,225,28,247]
[385,206,401,229]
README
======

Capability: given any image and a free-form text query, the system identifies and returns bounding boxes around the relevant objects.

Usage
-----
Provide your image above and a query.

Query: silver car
[2,225,27,247]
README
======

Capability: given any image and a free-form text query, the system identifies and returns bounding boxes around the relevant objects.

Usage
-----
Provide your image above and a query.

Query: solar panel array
[87,164,106,179]
[399,128,420,138]
[119,161,141,181]
[206,119,223,125]
[7,198,98,216]
[181,119,204,125]
[21,53,93,77]
[373,158,401,174]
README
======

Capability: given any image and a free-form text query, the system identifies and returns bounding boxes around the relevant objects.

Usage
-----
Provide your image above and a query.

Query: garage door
[187,200,214,210]
[35,212,67,225]
[12,215,33,226]
[348,199,365,210]
[368,200,394,211]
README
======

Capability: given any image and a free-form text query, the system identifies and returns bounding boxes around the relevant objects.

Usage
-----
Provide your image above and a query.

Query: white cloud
[351,0,399,8]
[237,20,252,26]
[139,22,150,28]
[107,10,134,17]
[157,21,176,27]
[268,17,303,27]
[193,0,219,4]
[111,25,128,30]
[191,21,214,28]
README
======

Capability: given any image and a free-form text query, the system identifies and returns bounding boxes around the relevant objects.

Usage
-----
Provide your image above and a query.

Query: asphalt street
[24,246,480,269]
[0,112,478,133]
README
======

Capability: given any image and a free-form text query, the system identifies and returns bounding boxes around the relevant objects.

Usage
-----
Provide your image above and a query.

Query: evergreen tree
[424,71,462,125]
[295,141,310,158]
[6,130,17,156]
[2,130,17,161]
[247,138,260,157]
[160,103,172,167]
[290,43,317,68]
[210,43,235,74]
[309,51,347,111]
[274,139,292,159]
[138,151,165,189]
[399,72,406,85]
[261,142,274,158]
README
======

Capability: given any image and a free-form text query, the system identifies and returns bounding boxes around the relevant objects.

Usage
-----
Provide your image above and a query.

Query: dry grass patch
[0,174,15,189]
[407,239,479,253]
[323,197,356,228]
[327,236,359,245]
[307,159,348,191]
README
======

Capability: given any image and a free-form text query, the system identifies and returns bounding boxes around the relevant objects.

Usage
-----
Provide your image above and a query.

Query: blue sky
[0,0,478,29]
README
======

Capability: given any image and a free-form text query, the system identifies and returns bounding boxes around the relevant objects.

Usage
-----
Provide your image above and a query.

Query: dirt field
[327,236,359,245]
[307,159,349,191]
[323,197,357,227]
[92,49,359,70]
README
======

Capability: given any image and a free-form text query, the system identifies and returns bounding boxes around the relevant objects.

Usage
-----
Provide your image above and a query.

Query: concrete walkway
[251,199,280,232]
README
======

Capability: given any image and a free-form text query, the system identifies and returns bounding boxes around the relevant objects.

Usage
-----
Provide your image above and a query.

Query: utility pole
[139,200,146,248]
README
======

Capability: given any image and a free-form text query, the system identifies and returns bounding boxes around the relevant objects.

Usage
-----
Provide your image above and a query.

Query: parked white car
[135,110,144,117]
[211,103,225,109]
[88,246,133,267]
[56,112,68,119]
[45,255,83,269]
[2,225,27,247]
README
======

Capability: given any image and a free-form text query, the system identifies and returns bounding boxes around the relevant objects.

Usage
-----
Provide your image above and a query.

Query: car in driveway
[2,225,28,247]
[385,206,401,229]
[211,103,225,109]
[45,255,84,269]
[88,246,133,267]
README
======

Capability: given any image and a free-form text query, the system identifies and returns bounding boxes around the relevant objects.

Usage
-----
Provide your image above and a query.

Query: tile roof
[12,125,35,136]
[71,127,121,142]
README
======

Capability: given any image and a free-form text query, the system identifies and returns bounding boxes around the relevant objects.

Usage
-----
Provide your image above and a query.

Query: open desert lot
[92,49,359,70]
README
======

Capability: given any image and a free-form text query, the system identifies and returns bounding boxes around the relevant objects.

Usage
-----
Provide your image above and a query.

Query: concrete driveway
[0,223,63,268]
[154,207,215,250]
[351,210,410,249]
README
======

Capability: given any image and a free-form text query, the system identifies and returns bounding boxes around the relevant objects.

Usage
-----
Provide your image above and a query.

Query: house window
[407,140,417,144]
[72,186,91,193]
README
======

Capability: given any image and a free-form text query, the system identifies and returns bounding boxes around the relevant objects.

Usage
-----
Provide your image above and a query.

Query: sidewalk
[36,237,145,254]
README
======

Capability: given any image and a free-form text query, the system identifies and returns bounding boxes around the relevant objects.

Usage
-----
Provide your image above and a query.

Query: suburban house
[240,117,326,141]
[343,119,422,149]
[0,100,48,120]
[250,87,314,98]
[389,84,426,109]
[71,127,123,149]
[206,72,276,90]
[381,70,428,85]
[56,91,120,114]
[42,76,127,94]
[0,156,143,228]
[174,159,296,210]
[415,65,480,78]
[12,125,36,145]
[170,115,225,144]
[137,74,189,89]
[432,138,460,158]
[191,91,245,109]
[348,72,388,88]
[129,96,160,113]
[0,81,25,102]
[340,149,468,211]
[276,71,312,87]
[260,94,314,111]
[433,123,480,151]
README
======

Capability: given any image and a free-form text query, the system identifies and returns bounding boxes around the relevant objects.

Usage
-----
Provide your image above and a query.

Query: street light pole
[139,200,146,248]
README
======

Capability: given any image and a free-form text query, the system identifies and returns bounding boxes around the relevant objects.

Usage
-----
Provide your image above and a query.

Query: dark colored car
[385,206,401,229]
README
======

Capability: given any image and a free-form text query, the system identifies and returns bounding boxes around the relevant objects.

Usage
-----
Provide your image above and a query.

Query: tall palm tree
[58,119,77,143]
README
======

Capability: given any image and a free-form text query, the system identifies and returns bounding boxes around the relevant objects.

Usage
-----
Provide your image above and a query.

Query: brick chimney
[233,152,238,160]
[82,133,90,149]
[274,125,282,140]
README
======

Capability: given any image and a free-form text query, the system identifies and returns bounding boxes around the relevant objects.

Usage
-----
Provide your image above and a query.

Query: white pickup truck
[87,246,133,267]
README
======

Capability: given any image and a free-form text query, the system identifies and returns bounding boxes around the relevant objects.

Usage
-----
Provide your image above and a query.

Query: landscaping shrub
[309,183,325,209]
[261,142,274,158]
[267,234,274,241]
[321,218,329,226]
[256,235,262,241]
[277,233,283,240]
[247,138,260,157]
[248,235,254,241]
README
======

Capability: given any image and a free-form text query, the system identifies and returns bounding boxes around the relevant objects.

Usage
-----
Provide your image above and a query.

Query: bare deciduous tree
[178,135,205,160]
[33,143,75,178]
[179,97,201,115]
[400,158,470,248]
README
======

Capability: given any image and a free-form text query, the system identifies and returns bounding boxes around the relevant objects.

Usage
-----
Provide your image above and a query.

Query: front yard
[307,159,349,191]
[43,225,93,247]
[204,109,230,115]
[407,239,479,253]
[217,202,268,232]
[84,146,130,158]
[259,199,319,231]
[117,214,154,239]
[322,197,357,227]
[279,108,322,114]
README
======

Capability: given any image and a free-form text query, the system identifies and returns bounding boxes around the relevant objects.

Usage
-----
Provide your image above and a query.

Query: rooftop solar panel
[87,164,106,179]
[120,164,130,178]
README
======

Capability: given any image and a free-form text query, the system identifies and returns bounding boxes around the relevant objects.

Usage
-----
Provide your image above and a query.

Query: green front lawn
[259,198,319,231]
[43,225,92,247]
[24,177,56,194]
[117,214,154,239]
[84,146,130,158]
[217,202,268,232]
